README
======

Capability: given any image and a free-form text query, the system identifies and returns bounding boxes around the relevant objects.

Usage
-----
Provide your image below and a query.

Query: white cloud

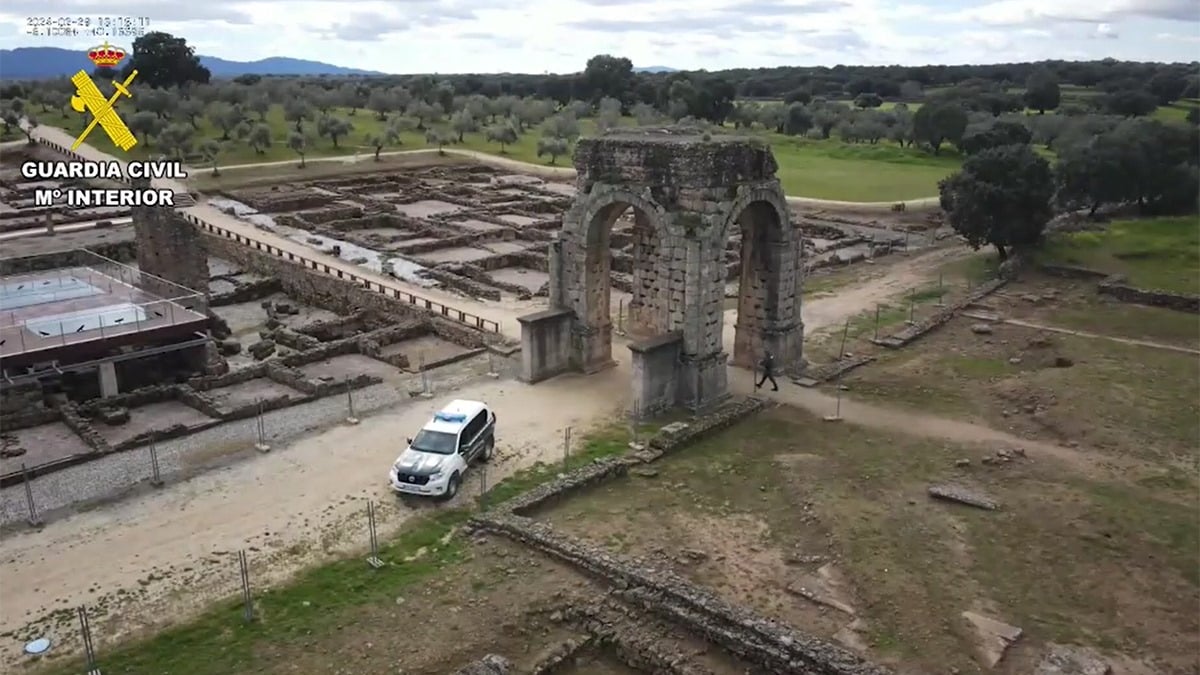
[0,0,1197,73]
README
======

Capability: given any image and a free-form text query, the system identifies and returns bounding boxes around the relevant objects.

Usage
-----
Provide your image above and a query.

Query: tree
[450,110,477,142]
[283,98,311,133]
[287,131,306,168]
[367,90,394,121]
[812,103,847,139]
[127,111,163,145]
[783,103,812,136]
[316,115,352,148]
[542,113,581,143]
[485,120,519,152]
[959,119,1033,155]
[537,136,569,165]
[854,93,883,109]
[137,88,173,119]
[157,123,195,161]
[1148,70,1189,105]
[938,144,1054,261]
[582,54,634,103]
[899,80,924,100]
[783,88,811,105]
[176,98,203,129]
[1103,89,1157,117]
[199,139,222,176]
[386,117,416,143]
[207,102,243,140]
[406,101,439,130]
[364,133,386,161]
[913,102,968,154]
[246,123,272,155]
[247,93,270,122]
[120,32,210,89]
[1023,67,1061,114]
[425,128,451,154]
[1187,108,1200,126]
[631,102,658,126]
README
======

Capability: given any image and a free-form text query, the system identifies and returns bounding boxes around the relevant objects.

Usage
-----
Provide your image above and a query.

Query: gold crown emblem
[87,42,126,68]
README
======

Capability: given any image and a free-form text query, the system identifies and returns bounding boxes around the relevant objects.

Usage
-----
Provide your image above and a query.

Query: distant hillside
[0,47,384,80]
[635,65,678,74]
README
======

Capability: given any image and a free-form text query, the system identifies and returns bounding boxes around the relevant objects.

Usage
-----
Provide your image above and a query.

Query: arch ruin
[517,129,804,414]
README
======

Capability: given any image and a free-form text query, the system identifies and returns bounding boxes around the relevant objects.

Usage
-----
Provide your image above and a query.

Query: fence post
[479,463,488,500]
[486,349,500,379]
[617,298,625,335]
[824,369,845,423]
[907,289,916,325]
[238,550,254,622]
[21,463,41,528]
[254,400,270,452]
[148,442,163,487]
[873,304,881,341]
[418,352,433,398]
[366,501,383,569]
[628,402,642,449]
[345,377,359,425]
[937,272,945,307]
[563,426,571,469]
[838,317,850,360]
[78,606,100,675]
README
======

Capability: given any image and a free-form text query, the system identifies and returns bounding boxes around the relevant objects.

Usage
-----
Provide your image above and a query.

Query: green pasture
[23,102,960,201]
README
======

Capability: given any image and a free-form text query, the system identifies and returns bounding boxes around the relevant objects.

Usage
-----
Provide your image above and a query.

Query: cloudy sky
[1,0,1197,73]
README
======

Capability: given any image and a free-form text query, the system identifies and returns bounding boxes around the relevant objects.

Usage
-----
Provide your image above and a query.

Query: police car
[389,399,496,500]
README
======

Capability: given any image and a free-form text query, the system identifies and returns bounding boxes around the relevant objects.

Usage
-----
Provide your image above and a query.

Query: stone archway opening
[729,200,792,369]
[575,200,668,368]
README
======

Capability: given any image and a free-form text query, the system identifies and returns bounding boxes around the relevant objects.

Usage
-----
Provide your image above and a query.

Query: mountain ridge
[0,47,384,80]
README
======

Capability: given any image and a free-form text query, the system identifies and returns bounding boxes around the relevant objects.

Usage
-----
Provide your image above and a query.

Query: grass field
[1038,216,1200,293]
[18,101,959,202]
[539,403,1199,671]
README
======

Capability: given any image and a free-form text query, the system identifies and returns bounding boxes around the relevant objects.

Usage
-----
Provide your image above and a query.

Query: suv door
[458,412,487,461]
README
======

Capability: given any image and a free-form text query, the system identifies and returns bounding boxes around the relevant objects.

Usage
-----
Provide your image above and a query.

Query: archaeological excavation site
[3,128,1191,675]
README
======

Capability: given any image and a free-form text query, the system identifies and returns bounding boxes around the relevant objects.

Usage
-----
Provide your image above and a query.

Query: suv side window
[460,412,485,449]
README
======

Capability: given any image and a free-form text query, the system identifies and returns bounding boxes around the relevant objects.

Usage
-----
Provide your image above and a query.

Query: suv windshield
[410,429,457,455]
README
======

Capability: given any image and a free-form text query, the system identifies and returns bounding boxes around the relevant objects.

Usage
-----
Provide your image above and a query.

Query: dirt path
[28,124,939,209]
[0,366,627,667]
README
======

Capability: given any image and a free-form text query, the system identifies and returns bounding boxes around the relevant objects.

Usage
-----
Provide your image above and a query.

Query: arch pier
[517,129,804,415]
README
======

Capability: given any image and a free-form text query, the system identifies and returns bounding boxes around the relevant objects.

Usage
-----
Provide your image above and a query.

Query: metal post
[903,229,910,251]
[148,442,163,487]
[366,501,383,568]
[345,378,359,425]
[59,321,66,346]
[617,298,625,335]
[563,426,571,468]
[479,463,488,497]
[908,290,916,324]
[824,369,845,423]
[937,273,945,307]
[418,352,432,398]
[873,305,881,341]
[486,350,500,379]
[21,463,41,527]
[254,400,270,452]
[628,402,642,449]
[838,318,850,360]
[238,550,254,622]
[78,606,100,674]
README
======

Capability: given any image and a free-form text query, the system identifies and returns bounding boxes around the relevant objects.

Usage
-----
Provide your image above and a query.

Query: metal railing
[35,135,501,334]
[182,212,502,334]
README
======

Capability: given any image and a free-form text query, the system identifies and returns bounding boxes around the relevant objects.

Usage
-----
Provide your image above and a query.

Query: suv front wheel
[441,472,461,501]
[482,436,495,462]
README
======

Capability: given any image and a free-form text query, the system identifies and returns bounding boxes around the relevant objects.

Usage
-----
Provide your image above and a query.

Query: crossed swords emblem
[69,69,139,152]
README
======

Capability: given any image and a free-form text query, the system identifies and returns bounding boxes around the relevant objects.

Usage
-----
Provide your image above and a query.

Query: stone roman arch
[517,129,804,414]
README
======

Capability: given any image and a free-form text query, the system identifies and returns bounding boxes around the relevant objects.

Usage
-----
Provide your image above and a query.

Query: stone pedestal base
[676,351,730,412]
[98,361,119,398]
[574,321,617,374]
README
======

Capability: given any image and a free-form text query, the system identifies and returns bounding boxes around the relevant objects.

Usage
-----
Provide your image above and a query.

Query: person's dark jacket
[759,354,775,375]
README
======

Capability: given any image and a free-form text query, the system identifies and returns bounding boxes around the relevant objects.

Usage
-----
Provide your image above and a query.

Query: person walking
[755,350,778,391]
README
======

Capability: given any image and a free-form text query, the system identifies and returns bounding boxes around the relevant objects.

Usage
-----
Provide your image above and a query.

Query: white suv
[389,399,496,500]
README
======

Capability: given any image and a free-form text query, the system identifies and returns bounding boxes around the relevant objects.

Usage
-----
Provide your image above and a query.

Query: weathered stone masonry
[521,129,805,412]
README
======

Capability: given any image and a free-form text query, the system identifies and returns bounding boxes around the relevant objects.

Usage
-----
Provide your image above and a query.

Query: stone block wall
[131,185,209,296]
[1098,278,1199,313]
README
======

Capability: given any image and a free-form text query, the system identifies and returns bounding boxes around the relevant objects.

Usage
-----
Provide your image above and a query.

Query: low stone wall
[0,239,138,275]
[201,231,498,347]
[421,267,503,301]
[210,277,282,307]
[872,278,1008,349]
[58,402,111,454]
[1038,264,1110,280]
[1098,278,1199,313]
